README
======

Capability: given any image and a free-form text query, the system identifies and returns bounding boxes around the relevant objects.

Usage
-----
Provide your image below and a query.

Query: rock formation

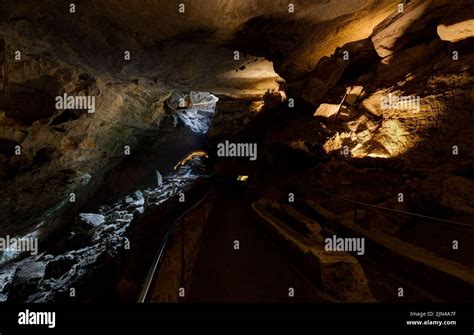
[0,0,473,303]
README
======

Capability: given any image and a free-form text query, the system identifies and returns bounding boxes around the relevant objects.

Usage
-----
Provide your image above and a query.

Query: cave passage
[0,0,474,306]
[0,89,220,302]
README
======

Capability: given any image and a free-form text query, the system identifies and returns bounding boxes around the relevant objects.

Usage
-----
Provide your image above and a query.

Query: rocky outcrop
[371,0,472,57]
[371,0,434,58]
[345,86,365,105]
[0,155,207,302]
[419,162,474,215]
[253,199,373,302]
[0,3,281,235]
[1,0,470,237]
[301,56,348,106]
[314,103,342,121]
[441,176,474,215]
[300,37,379,106]
[320,35,474,162]
[263,90,283,110]
[6,261,46,302]
[376,42,433,82]
[437,12,474,42]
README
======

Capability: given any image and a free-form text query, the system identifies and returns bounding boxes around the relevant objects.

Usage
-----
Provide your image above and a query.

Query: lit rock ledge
[252,199,374,302]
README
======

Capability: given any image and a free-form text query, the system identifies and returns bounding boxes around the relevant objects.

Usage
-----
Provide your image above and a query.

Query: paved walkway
[187,185,324,302]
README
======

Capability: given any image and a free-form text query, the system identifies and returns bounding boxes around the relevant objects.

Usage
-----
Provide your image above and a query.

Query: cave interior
[0,0,474,304]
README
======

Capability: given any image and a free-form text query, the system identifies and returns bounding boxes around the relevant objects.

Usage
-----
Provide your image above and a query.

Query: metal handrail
[138,192,210,303]
[315,188,474,228]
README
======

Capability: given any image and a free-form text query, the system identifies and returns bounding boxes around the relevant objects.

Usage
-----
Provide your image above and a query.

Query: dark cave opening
[50,109,88,125]
[2,90,55,125]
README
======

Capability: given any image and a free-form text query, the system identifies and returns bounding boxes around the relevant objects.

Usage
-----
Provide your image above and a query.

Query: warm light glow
[174,150,208,170]
[437,19,474,42]
[323,118,417,159]
[366,152,391,159]
[214,58,281,96]
[237,175,249,182]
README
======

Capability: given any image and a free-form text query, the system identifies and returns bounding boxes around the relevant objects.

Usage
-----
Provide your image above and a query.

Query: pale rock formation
[314,103,341,121]
[345,86,365,105]
[437,12,474,42]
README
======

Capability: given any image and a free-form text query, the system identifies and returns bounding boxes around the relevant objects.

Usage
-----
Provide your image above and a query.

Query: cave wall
[0,0,473,233]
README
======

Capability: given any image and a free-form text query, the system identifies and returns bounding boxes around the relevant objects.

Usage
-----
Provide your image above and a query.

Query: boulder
[43,254,76,279]
[107,210,134,224]
[437,13,474,42]
[134,206,145,215]
[370,119,410,157]
[376,43,431,82]
[7,261,46,302]
[133,190,143,199]
[72,213,105,240]
[78,213,105,226]
[372,1,474,58]
[301,57,348,106]
[175,108,214,134]
[314,103,341,120]
[338,105,358,121]
[0,265,16,302]
[345,85,365,105]
[318,252,373,302]
[371,0,434,58]
[301,38,378,106]
[361,90,385,117]
[441,175,474,214]
[371,0,474,58]
[126,192,145,208]
[336,38,380,81]
[344,115,377,132]
[263,90,283,110]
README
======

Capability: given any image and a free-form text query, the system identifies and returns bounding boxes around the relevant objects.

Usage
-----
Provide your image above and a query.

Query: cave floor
[183,183,445,303]
[186,183,325,303]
